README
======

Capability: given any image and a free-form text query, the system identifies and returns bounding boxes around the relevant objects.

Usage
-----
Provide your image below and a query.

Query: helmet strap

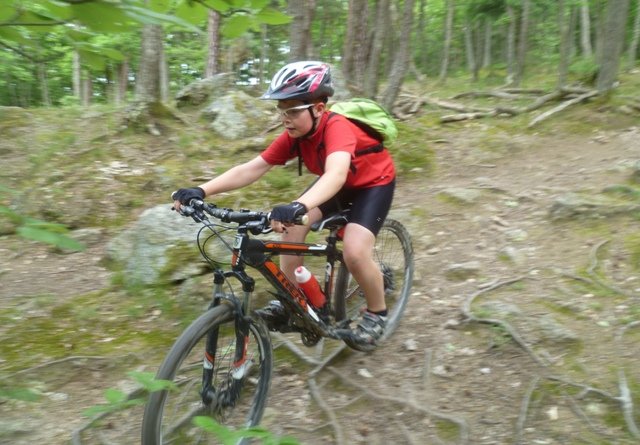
[300,101,320,139]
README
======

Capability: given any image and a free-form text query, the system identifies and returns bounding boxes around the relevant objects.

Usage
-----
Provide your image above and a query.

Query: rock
[477,301,522,317]
[175,74,234,107]
[444,261,481,281]
[106,205,210,286]
[438,187,482,204]
[70,228,104,246]
[549,192,640,221]
[203,91,273,140]
[537,315,580,343]
[403,338,418,351]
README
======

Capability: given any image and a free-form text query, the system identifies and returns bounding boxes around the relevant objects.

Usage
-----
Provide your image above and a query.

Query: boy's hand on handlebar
[171,187,205,211]
[270,201,307,232]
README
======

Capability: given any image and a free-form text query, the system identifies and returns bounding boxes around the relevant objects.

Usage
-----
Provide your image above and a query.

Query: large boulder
[106,205,210,286]
[203,90,274,140]
[175,74,234,107]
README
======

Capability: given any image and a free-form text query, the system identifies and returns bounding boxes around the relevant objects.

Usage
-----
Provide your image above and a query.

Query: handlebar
[174,199,308,228]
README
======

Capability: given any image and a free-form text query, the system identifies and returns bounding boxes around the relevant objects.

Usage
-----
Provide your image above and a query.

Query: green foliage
[83,371,176,417]
[0,0,291,106]
[0,198,85,251]
[193,416,300,445]
[0,385,41,402]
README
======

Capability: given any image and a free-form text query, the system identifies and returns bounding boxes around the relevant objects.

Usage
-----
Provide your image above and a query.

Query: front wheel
[141,302,273,444]
[334,218,414,352]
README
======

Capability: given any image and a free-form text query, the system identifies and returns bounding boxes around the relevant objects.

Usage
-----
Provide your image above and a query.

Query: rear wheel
[141,302,273,444]
[334,219,414,351]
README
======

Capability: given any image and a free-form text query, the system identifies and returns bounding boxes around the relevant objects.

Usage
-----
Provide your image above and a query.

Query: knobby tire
[141,302,273,444]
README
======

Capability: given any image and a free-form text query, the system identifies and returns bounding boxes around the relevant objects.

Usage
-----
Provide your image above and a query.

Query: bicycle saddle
[310,210,350,232]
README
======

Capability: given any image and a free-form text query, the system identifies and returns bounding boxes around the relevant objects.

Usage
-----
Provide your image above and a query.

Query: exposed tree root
[6,354,138,377]
[514,376,541,444]
[461,275,549,367]
[325,366,470,444]
[308,378,344,444]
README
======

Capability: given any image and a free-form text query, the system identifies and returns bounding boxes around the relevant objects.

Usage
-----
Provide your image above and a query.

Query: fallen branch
[451,90,525,100]
[528,90,599,127]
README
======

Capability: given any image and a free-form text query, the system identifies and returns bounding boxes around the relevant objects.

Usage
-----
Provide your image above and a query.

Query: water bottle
[294,266,326,308]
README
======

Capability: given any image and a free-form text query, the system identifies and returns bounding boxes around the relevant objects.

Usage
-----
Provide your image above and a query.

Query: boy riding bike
[173,61,396,347]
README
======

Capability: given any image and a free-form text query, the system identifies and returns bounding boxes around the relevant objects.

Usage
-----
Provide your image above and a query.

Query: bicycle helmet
[262,61,334,101]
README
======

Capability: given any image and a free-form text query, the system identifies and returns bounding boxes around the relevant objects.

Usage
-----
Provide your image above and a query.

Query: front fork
[201,270,254,405]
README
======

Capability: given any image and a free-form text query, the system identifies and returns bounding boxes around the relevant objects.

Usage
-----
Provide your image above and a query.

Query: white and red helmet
[262,61,334,101]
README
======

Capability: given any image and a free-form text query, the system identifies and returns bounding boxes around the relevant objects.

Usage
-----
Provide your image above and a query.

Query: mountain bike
[141,199,413,444]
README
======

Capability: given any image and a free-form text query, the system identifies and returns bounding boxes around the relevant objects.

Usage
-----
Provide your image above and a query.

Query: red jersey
[260,112,395,188]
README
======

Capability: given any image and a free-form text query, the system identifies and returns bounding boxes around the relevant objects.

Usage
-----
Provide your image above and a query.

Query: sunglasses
[274,103,314,119]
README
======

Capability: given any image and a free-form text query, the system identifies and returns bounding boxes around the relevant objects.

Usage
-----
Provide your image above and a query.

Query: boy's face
[276,99,325,138]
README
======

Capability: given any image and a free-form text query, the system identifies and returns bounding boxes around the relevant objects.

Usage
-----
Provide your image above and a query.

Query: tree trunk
[135,23,163,103]
[505,5,517,85]
[483,17,492,68]
[288,0,316,61]
[463,22,477,81]
[115,59,128,106]
[81,69,91,107]
[628,0,640,68]
[37,63,50,107]
[159,41,169,102]
[558,0,570,87]
[364,0,389,98]
[205,10,221,77]
[596,0,631,93]
[72,50,81,99]
[418,0,429,73]
[439,0,455,82]
[343,0,369,94]
[381,0,415,110]
[580,0,593,57]
[514,0,531,87]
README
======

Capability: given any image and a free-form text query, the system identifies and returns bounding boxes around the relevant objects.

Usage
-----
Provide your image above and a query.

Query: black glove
[270,201,307,223]
[172,187,205,205]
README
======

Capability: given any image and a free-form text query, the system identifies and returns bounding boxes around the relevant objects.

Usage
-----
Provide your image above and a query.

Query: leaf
[203,0,232,13]
[221,13,251,38]
[16,226,85,251]
[147,0,174,14]
[127,371,177,392]
[71,2,135,32]
[123,5,202,33]
[174,1,210,24]
[0,387,41,402]
[0,25,32,45]
[77,46,107,70]
[104,388,127,404]
[0,2,17,22]
[36,1,75,21]
[255,7,291,25]
[249,0,269,10]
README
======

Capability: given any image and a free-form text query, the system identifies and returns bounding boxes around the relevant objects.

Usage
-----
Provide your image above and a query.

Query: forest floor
[1,104,640,444]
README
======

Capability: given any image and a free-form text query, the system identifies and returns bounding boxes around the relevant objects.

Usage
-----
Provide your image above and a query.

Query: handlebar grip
[299,214,309,225]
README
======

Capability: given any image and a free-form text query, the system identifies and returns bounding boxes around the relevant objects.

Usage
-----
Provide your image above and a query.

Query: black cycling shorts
[318,180,395,236]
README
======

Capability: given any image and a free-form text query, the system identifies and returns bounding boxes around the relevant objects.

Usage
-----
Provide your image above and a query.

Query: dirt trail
[1,124,640,444]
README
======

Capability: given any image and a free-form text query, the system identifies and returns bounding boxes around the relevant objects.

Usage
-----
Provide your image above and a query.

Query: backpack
[329,98,398,145]
[291,98,397,176]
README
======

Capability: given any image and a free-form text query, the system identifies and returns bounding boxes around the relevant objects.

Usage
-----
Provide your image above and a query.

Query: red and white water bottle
[294,266,326,308]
